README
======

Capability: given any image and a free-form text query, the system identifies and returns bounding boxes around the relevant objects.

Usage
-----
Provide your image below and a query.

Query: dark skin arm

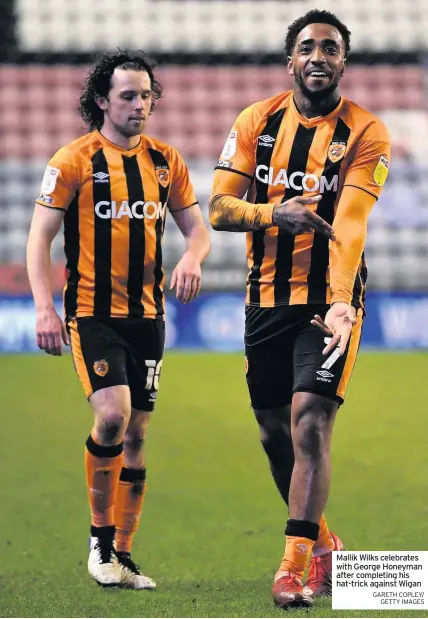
[210,170,335,238]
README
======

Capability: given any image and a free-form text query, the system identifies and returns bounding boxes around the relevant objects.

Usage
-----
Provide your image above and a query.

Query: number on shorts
[145,360,163,390]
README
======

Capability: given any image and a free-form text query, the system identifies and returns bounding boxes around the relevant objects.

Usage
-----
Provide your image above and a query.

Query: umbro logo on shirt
[93,171,110,183]
[258,135,276,148]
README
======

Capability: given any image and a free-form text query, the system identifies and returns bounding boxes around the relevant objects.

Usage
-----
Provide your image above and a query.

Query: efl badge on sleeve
[220,131,237,160]
[327,141,347,163]
[38,194,54,205]
[155,167,170,188]
[216,159,233,169]
[40,166,60,195]
[373,155,389,186]
[93,359,109,377]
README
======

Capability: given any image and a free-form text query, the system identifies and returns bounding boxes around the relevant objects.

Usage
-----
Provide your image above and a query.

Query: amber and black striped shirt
[212,92,391,310]
[36,131,198,319]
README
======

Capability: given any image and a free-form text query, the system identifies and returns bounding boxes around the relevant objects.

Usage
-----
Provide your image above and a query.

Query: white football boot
[88,536,121,586]
[117,552,157,590]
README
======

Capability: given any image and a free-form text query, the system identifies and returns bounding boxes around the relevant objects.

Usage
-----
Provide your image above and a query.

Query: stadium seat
[1,3,427,295]
[14,0,428,52]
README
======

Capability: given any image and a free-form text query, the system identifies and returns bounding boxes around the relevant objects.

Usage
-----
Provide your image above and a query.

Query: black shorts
[245,304,363,409]
[67,316,165,411]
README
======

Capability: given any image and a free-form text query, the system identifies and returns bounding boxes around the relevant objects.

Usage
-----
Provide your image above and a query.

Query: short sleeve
[214,105,257,179]
[344,119,391,199]
[35,147,79,211]
[168,148,198,212]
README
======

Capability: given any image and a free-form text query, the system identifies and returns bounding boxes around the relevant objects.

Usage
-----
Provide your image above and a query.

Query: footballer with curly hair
[27,50,210,589]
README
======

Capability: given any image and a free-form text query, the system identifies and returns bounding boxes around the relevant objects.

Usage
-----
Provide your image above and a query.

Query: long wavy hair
[78,49,163,131]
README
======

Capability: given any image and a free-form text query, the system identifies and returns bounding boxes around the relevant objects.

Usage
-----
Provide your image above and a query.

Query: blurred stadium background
[0,0,427,351]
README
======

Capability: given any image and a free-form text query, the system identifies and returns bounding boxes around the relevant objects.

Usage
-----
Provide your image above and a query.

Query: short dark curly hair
[78,49,162,131]
[285,10,351,60]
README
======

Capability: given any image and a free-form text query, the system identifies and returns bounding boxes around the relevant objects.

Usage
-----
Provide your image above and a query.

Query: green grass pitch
[1,352,427,618]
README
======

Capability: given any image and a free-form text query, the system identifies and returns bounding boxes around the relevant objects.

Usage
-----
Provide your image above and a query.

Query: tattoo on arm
[209,195,273,232]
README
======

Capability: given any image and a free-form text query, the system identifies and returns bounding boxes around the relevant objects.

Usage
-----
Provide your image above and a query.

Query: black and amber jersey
[36,130,198,319]
[213,91,391,309]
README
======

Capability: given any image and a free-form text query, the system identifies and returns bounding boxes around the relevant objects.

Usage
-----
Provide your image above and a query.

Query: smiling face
[288,22,346,102]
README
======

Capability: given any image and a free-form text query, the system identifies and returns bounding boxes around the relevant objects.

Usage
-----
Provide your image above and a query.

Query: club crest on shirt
[93,359,109,377]
[155,167,170,188]
[327,141,347,163]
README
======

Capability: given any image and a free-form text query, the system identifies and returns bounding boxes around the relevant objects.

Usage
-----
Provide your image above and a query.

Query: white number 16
[145,360,163,390]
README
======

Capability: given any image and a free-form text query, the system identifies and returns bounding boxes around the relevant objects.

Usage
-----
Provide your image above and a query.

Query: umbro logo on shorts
[316,369,335,384]
[316,370,334,379]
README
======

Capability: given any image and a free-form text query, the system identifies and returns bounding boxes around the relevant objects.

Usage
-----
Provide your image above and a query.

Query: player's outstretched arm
[27,204,69,356]
[312,185,376,355]
[272,195,335,238]
[209,194,275,232]
[329,186,376,307]
[210,168,264,232]
[210,192,335,238]
[211,167,335,237]
[170,204,211,304]
[314,122,392,354]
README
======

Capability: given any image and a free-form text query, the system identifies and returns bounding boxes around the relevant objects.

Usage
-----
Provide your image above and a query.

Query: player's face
[288,23,346,101]
[99,68,153,137]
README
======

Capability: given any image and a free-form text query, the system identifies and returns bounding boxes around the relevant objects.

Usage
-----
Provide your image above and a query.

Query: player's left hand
[170,251,202,303]
[311,302,356,356]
